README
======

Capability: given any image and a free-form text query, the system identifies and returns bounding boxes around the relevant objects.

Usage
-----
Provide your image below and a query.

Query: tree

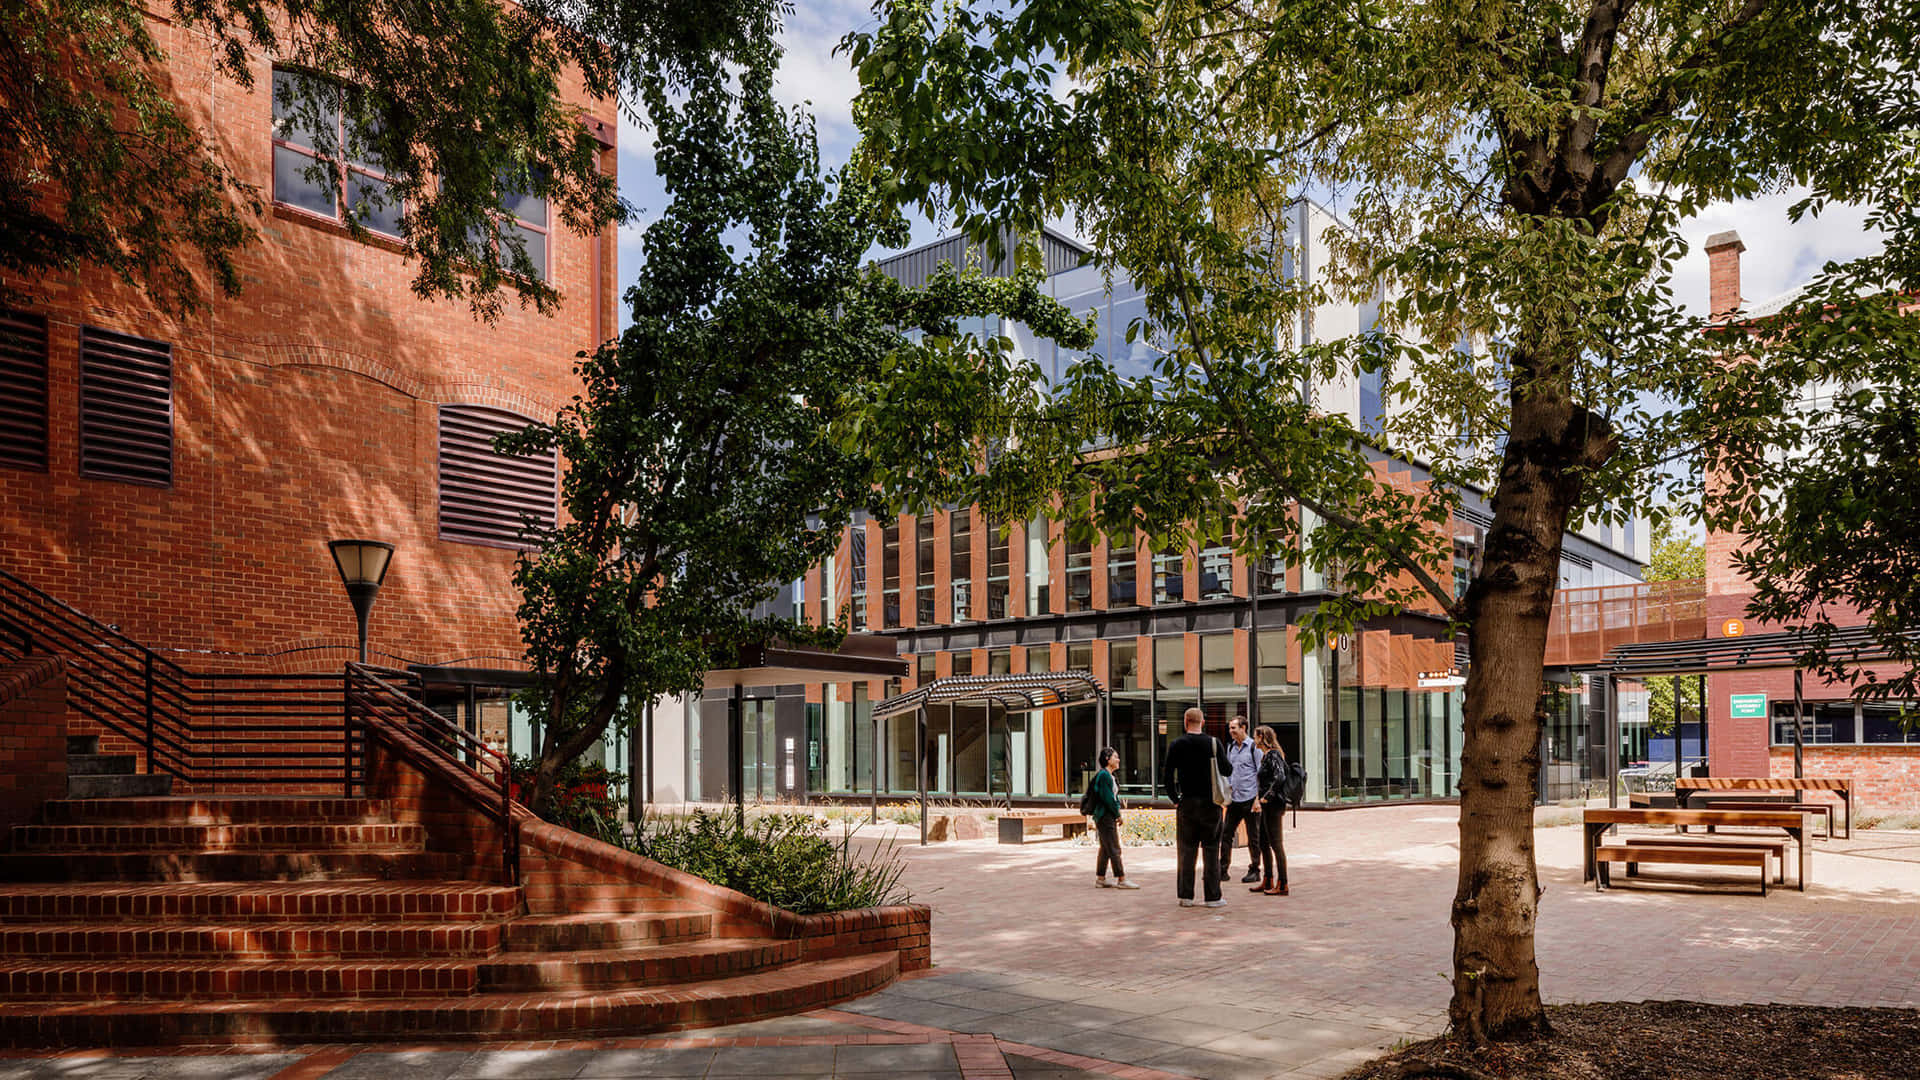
[502,38,1092,816]
[2,0,778,317]
[1644,517,1704,737]
[844,0,1916,1042]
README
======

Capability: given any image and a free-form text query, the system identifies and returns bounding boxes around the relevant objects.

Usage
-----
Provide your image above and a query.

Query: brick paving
[3,804,1916,1079]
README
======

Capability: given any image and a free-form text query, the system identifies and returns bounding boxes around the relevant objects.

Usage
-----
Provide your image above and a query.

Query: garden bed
[1340,1001,1920,1080]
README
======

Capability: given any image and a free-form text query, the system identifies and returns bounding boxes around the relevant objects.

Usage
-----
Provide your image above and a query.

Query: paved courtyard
[4,804,1917,1080]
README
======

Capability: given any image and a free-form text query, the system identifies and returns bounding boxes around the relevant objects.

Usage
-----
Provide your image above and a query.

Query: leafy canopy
[502,35,1092,812]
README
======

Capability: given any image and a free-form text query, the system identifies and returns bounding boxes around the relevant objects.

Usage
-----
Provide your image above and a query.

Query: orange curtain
[1044,710,1065,793]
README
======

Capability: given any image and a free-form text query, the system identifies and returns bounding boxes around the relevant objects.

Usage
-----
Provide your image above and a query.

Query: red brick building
[0,21,616,678]
[1701,231,1920,810]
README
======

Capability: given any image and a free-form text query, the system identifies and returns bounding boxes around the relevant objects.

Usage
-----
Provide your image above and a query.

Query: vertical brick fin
[78,326,172,487]
[0,308,48,472]
[436,404,556,549]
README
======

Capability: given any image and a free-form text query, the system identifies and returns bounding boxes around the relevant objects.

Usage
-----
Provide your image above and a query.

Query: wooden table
[1676,777,1853,838]
[1583,808,1815,890]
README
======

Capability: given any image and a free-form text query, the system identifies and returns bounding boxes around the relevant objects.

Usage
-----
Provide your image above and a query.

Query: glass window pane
[349,174,403,237]
[505,223,547,280]
[500,179,546,226]
[274,145,337,217]
[272,70,336,151]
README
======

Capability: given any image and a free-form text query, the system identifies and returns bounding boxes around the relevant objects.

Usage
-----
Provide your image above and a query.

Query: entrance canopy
[872,670,1105,721]
[704,633,906,690]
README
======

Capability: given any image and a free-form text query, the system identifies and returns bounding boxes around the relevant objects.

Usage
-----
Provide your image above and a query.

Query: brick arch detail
[254,339,566,420]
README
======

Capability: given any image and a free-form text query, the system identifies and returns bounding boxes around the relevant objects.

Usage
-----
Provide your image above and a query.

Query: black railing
[345,662,517,882]
[0,568,345,787]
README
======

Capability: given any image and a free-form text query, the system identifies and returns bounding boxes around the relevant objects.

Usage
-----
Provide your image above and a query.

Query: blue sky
[613,5,1887,329]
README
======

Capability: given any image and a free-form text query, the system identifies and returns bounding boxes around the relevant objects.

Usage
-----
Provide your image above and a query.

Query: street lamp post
[328,539,395,664]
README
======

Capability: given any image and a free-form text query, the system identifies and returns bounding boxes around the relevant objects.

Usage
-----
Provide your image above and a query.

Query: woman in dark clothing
[1251,726,1290,895]
[1090,747,1139,889]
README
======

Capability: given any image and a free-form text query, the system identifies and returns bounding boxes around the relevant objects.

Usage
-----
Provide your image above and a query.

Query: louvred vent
[79,327,172,486]
[438,404,556,548]
[0,309,48,472]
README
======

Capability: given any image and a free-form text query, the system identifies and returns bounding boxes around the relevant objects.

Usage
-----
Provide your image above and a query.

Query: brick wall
[1767,746,1920,813]
[360,724,515,884]
[0,13,615,672]
[0,656,68,831]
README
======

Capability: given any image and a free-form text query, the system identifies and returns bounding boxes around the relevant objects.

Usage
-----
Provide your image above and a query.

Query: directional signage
[1729,693,1768,719]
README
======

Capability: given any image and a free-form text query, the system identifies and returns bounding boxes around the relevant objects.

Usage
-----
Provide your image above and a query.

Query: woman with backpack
[1088,747,1139,889]
[1250,725,1291,895]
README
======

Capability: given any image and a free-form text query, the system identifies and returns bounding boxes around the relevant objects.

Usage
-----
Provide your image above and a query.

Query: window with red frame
[271,70,403,238]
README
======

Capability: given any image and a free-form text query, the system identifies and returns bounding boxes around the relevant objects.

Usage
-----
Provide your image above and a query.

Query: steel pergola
[1585,625,1920,806]
[871,670,1109,845]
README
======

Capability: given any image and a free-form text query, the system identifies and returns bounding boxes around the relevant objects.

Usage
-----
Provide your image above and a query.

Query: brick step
[0,957,480,1001]
[504,912,712,951]
[66,736,99,756]
[65,754,137,777]
[0,849,459,883]
[9,823,426,852]
[66,775,172,800]
[0,921,507,960]
[39,797,391,826]
[0,953,898,1047]
[0,881,521,923]
[477,939,804,992]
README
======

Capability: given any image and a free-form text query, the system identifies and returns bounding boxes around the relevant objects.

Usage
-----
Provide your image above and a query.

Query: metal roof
[871,670,1105,720]
[1591,624,1920,677]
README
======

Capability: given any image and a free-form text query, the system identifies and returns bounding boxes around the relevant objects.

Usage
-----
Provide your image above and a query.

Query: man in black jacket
[1161,707,1233,907]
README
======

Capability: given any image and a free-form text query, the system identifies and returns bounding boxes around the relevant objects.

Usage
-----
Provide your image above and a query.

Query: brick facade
[1702,232,1920,809]
[0,656,67,831]
[0,15,615,673]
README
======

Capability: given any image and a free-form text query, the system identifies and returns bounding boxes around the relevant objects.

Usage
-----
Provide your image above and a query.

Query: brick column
[1706,230,1746,319]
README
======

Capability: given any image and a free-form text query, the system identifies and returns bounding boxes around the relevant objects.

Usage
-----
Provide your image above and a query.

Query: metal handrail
[0,569,347,787]
[345,662,517,882]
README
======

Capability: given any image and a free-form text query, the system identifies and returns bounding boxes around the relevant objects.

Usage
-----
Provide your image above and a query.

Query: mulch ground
[1339,1002,1920,1080]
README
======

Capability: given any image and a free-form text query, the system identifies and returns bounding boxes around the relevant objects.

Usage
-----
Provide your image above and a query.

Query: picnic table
[1583,807,1815,892]
[1675,777,1854,838]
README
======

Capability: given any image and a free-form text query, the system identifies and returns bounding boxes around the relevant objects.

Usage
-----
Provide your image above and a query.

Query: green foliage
[508,753,625,839]
[843,0,1918,1039]
[504,33,1091,811]
[632,811,911,915]
[4,0,782,317]
[1644,518,1705,734]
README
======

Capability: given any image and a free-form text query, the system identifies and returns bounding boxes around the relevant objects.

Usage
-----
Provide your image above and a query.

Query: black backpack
[1078,775,1100,817]
[1278,758,1307,824]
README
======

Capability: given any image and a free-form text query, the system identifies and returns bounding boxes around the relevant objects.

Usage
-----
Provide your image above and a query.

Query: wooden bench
[997,810,1089,844]
[1583,807,1815,890]
[1696,798,1834,839]
[1676,777,1854,838]
[1595,843,1772,895]
[1617,835,1793,886]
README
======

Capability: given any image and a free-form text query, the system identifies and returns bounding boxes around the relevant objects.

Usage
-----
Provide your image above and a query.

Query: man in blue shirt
[1220,712,1264,883]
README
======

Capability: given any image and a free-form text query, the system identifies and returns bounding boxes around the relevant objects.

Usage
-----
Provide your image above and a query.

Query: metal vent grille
[0,309,49,472]
[437,404,555,548]
[79,327,173,486]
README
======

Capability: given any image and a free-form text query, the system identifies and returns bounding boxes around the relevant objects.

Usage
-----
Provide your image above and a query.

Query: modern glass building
[680,209,1648,808]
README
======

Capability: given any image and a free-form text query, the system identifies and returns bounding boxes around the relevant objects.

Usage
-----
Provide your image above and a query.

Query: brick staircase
[0,794,900,1047]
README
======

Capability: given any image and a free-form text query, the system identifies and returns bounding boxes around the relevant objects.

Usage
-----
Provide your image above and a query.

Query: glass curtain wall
[882,523,901,629]
[1109,534,1138,607]
[1026,515,1051,614]
[1109,640,1153,794]
[1254,629,1302,763]
[916,519,936,624]
[986,521,1011,619]
[1065,536,1094,611]
[950,510,973,622]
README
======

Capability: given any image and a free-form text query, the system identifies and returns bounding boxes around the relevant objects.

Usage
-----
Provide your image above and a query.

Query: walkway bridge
[1545,578,1709,668]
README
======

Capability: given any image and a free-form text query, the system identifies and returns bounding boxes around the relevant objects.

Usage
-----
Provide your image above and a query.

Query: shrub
[510,754,626,842]
[630,810,911,915]
[1074,810,1177,847]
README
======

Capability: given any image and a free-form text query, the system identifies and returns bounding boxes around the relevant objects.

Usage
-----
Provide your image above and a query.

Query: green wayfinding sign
[1729,693,1768,719]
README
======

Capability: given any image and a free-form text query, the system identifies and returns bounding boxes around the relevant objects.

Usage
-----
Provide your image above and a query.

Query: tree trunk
[1449,379,1613,1043]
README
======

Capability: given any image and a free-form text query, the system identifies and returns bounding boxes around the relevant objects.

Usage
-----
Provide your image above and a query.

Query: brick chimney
[1706,230,1745,319]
